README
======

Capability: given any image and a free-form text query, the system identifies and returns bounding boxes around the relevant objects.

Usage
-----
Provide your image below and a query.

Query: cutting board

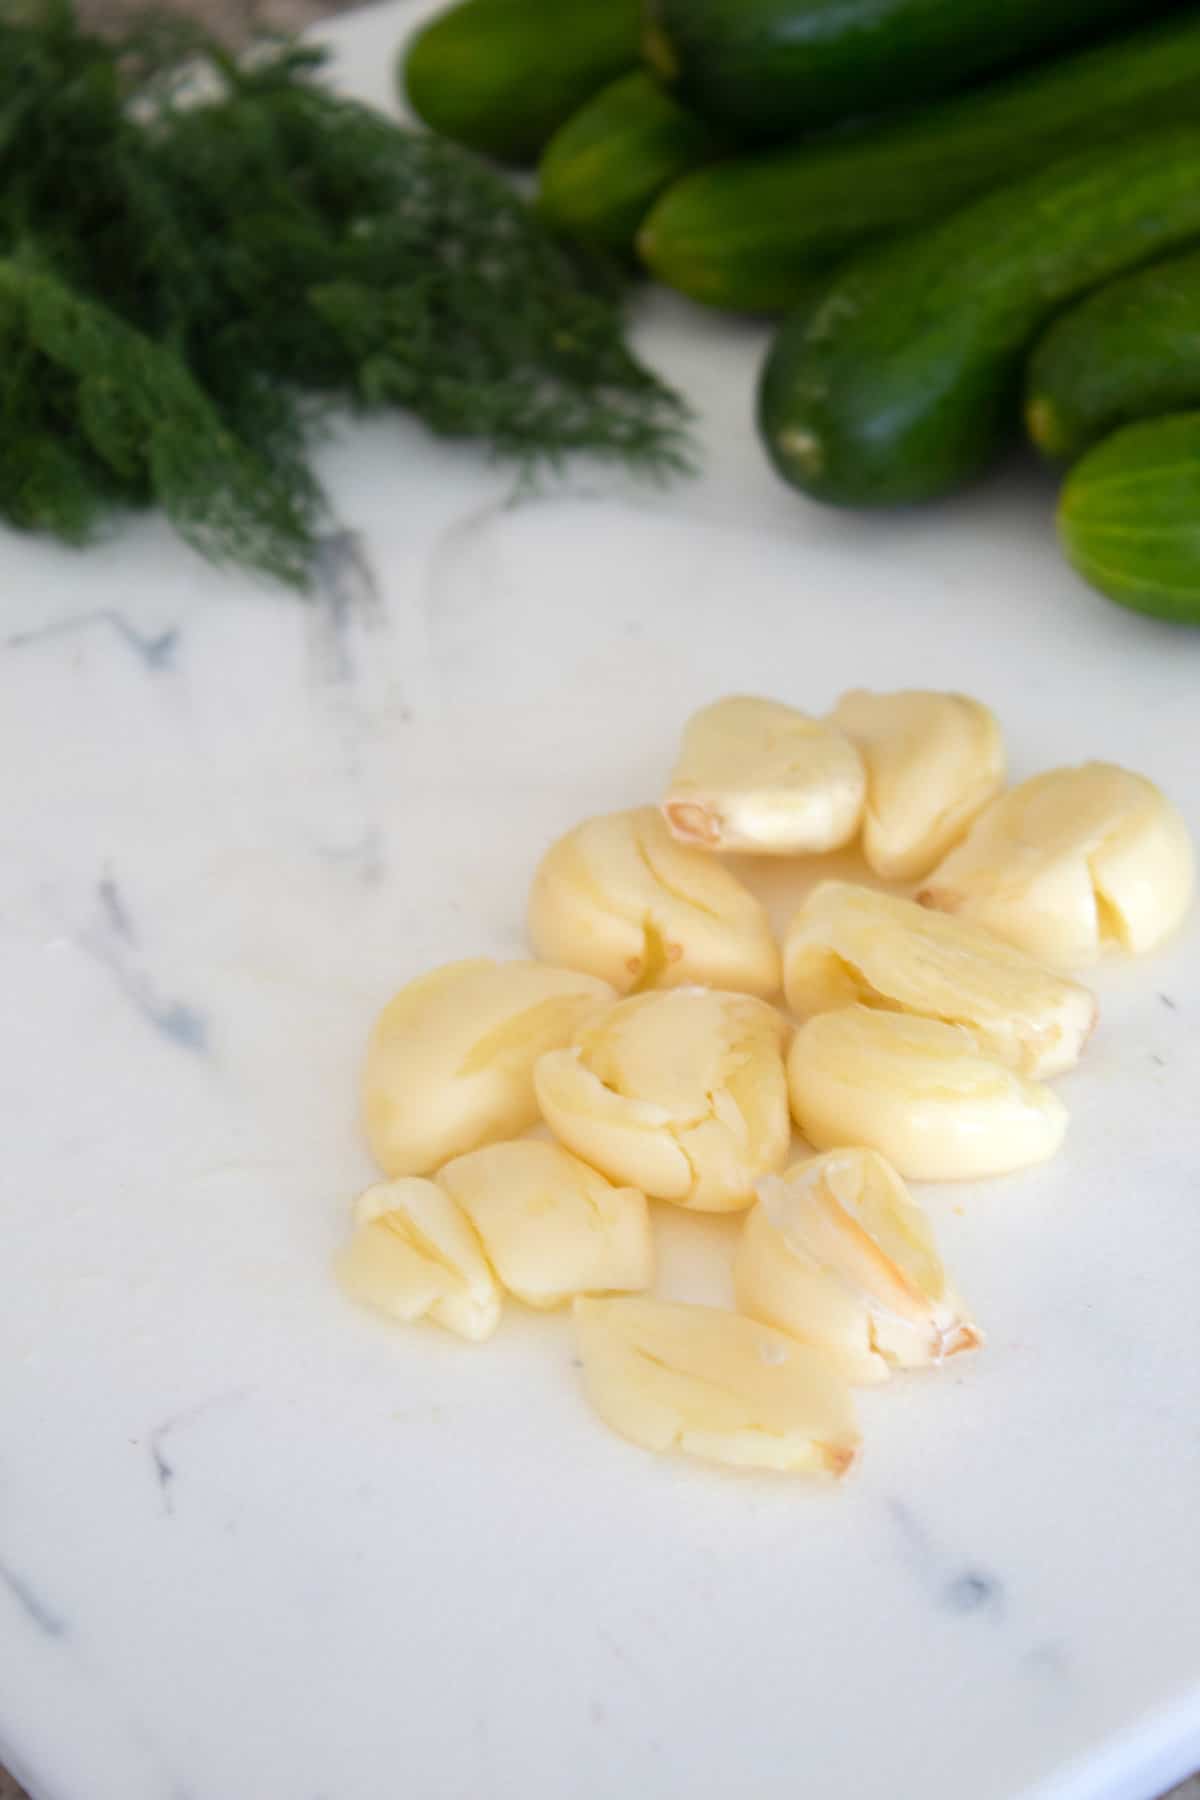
[4,7,1200,1798]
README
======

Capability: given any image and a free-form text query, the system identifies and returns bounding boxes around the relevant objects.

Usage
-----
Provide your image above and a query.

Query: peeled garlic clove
[362,958,613,1178]
[787,1005,1067,1182]
[437,1139,652,1309]
[536,988,791,1212]
[534,1049,692,1199]
[335,1177,501,1341]
[831,689,1004,881]
[783,880,1096,1077]
[662,694,865,854]
[735,1150,980,1383]
[527,805,780,998]
[919,762,1194,968]
[574,1296,860,1476]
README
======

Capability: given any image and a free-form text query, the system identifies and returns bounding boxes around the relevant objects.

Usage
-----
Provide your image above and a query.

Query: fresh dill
[0,256,318,584]
[0,5,691,585]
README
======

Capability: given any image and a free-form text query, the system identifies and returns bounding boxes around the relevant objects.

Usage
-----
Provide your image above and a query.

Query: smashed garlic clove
[787,1005,1067,1182]
[335,1177,501,1341]
[574,1296,860,1475]
[831,689,1005,881]
[526,805,780,998]
[535,988,791,1212]
[362,958,613,1178]
[437,1139,653,1309]
[662,694,865,855]
[734,1150,980,1384]
[919,762,1195,968]
[783,880,1096,1077]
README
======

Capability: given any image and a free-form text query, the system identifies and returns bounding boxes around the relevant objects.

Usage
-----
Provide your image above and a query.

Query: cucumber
[1058,414,1200,624]
[641,0,1179,141]
[641,13,1200,313]
[758,124,1200,509]
[538,73,726,257]
[402,0,640,163]
[1027,249,1200,462]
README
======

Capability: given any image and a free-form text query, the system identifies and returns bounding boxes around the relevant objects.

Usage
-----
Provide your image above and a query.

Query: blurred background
[78,0,358,34]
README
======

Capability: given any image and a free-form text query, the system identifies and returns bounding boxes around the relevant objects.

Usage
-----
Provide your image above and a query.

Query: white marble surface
[4,7,1200,1798]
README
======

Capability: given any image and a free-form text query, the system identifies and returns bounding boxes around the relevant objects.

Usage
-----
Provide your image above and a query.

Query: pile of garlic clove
[337,690,1194,1480]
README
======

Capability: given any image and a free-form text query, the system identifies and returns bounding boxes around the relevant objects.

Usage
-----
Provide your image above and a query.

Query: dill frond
[0,259,318,584]
[0,7,691,583]
[151,69,691,472]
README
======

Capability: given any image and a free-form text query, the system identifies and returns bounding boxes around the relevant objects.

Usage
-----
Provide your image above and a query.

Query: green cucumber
[402,0,640,163]
[641,13,1200,313]
[1058,413,1200,624]
[538,73,726,257]
[758,124,1200,509]
[641,0,1179,141]
[1027,249,1200,462]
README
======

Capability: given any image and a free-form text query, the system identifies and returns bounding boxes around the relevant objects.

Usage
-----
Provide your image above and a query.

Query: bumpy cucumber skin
[641,0,1176,141]
[538,73,726,256]
[1027,248,1200,462]
[1059,413,1200,624]
[641,13,1200,313]
[402,0,640,163]
[758,124,1200,509]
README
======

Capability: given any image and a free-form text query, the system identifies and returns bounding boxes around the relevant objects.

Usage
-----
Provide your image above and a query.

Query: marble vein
[309,529,383,690]
[145,1390,252,1517]
[0,1559,66,1640]
[422,491,519,653]
[77,878,209,1057]
[317,825,385,886]
[304,528,393,884]
[97,875,136,946]
[5,610,179,670]
[887,1499,1005,1621]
